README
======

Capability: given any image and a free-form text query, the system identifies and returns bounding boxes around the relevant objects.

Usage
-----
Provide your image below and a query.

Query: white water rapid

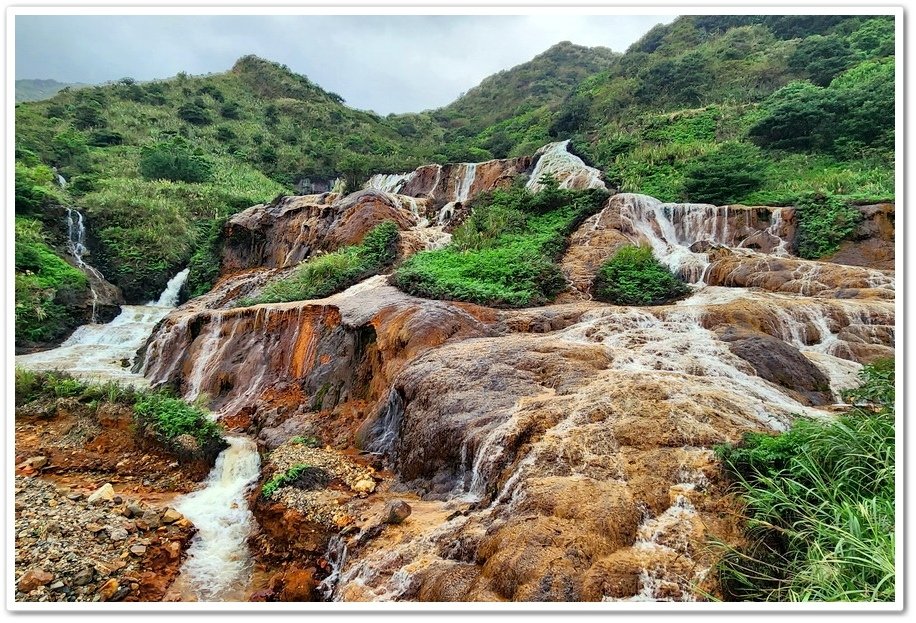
[526,140,606,192]
[15,268,190,386]
[168,436,262,601]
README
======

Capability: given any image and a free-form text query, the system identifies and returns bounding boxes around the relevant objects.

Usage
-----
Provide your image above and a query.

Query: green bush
[683,142,765,204]
[139,137,213,183]
[592,245,689,306]
[185,217,228,297]
[788,34,855,86]
[133,392,223,447]
[793,193,862,259]
[393,185,606,307]
[15,217,90,344]
[715,359,895,601]
[242,221,399,306]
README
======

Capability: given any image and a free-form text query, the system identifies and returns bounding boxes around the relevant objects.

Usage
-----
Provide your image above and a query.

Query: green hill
[15,78,86,102]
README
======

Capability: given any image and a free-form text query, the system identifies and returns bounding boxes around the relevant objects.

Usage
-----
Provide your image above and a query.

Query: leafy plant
[592,245,689,305]
[715,358,895,602]
[133,392,223,447]
[793,192,862,259]
[241,220,399,306]
[262,463,312,498]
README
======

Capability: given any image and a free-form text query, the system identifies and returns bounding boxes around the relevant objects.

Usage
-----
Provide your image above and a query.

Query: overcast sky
[15,15,673,114]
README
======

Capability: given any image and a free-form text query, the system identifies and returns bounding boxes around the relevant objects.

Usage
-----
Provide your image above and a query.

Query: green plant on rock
[133,392,223,447]
[262,463,312,498]
[793,192,862,259]
[592,245,689,306]
[241,220,399,306]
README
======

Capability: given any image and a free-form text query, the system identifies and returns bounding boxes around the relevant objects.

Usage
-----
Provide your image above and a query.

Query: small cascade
[15,268,190,385]
[526,140,606,192]
[65,208,108,322]
[169,436,262,601]
[54,168,67,188]
[606,495,708,602]
[317,535,348,600]
[365,390,405,456]
[455,162,477,203]
[365,172,415,194]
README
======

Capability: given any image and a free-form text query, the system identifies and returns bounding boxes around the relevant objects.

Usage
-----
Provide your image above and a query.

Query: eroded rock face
[134,183,895,603]
[221,190,418,274]
[825,203,895,270]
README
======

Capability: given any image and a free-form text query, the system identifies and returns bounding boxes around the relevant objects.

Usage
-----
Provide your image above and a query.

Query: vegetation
[393,180,607,307]
[592,245,690,305]
[12,15,894,335]
[14,369,226,459]
[15,217,90,344]
[261,463,312,498]
[240,221,399,306]
[793,193,863,259]
[715,359,895,601]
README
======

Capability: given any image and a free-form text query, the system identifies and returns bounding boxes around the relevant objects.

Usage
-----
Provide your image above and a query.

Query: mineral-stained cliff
[133,141,894,602]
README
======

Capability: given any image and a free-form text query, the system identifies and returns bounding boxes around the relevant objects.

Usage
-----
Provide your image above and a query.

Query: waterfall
[15,268,190,386]
[455,162,477,203]
[365,172,415,194]
[526,140,606,192]
[169,436,262,601]
[317,536,348,600]
[150,267,190,307]
[65,208,108,322]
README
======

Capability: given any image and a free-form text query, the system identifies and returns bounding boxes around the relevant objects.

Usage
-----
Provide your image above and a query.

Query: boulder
[18,568,54,592]
[87,483,115,504]
[383,500,412,525]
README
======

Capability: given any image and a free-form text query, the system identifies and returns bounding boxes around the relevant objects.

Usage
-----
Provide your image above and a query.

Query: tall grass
[715,359,895,601]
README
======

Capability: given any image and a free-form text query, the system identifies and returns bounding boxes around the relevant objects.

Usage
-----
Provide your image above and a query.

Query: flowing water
[15,268,190,386]
[526,140,606,192]
[168,436,262,601]
[65,208,109,322]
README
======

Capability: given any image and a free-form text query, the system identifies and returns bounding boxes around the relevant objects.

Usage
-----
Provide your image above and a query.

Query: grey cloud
[15,14,674,114]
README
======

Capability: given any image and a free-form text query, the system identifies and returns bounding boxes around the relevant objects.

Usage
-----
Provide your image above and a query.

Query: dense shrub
[241,221,399,306]
[133,392,224,451]
[788,34,855,86]
[591,245,689,305]
[683,142,765,204]
[185,217,228,298]
[15,218,89,344]
[393,184,606,307]
[177,99,212,125]
[139,137,213,183]
[715,359,895,601]
[793,192,862,259]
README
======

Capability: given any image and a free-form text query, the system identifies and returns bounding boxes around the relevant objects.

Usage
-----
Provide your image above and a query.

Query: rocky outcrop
[221,190,419,274]
[824,203,895,270]
[131,179,896,602]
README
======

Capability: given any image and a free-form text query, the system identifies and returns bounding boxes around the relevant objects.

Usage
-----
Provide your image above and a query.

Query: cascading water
[65,208,109,322]
[167,436,262,601]
[615,193,793,284]
[15,268,190,385]
[365,172,415,194]
[526,140,606,192]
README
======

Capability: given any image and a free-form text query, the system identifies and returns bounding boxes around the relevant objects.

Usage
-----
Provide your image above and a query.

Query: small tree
[683,142,764,204]
[139,137,213,183]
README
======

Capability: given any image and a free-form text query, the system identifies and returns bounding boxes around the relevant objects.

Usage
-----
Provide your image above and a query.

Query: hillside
[412,41,619,158]
[15,78,86,102]
[14,15,894,345]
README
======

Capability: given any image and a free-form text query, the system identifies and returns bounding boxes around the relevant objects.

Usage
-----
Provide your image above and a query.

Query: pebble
[129,545,147,556]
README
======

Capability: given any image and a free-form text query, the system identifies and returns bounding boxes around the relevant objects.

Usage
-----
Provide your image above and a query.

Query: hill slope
[16,78,86,102]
